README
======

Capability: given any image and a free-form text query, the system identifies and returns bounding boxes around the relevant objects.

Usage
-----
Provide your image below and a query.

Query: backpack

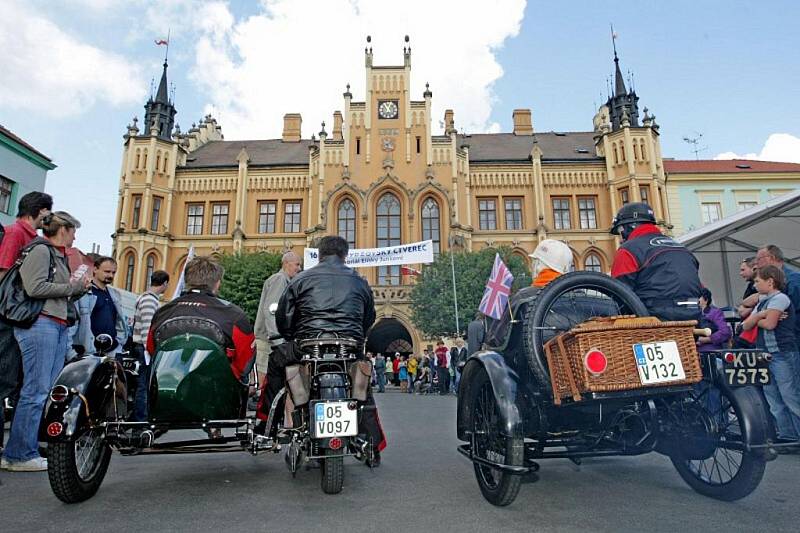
[0,240,56,328]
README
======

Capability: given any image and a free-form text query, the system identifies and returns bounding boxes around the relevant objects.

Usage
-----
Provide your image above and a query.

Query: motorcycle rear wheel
[670,385,767,501]
[48,427,112,503]
[321,448,344,494]
[469,368,524,506]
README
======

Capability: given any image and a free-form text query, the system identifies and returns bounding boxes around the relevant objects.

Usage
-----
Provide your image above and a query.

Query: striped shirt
[132,291,160,345]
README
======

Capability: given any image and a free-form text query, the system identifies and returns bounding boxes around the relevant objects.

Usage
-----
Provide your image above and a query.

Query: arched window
[145,253,156,286]
[337,198,356,248]
[640,140,647,160]
[613,144,619,165]
[376,192,401,285]
[156,153,161,172]
[421,197,440,255]
[584,253,602,272]
[125,253,135,291]
[135,149,141,169]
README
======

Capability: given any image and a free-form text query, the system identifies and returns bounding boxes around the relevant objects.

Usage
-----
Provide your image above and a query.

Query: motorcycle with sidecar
[41,317,374,503]
[457,271,794,506]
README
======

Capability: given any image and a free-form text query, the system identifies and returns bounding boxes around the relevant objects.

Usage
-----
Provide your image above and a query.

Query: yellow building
[112,38,670,353]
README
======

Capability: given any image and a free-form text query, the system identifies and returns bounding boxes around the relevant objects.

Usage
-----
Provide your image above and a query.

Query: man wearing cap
[609,202,702,321]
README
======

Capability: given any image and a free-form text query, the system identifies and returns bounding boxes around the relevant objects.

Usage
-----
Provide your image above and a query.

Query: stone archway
[366,318,413,356]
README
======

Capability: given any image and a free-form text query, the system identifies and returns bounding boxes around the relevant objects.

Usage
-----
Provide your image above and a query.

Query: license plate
[723,351,770,386]
[311,400,358,438]
[633,341,686,385]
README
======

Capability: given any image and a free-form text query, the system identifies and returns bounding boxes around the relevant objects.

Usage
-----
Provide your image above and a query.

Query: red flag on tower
[155,39,169,46]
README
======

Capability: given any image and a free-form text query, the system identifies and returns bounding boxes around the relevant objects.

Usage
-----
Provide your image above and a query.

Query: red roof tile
[664,159,800,174]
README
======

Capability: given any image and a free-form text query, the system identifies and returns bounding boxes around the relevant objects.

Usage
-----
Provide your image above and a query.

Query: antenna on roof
[682,132,708,160]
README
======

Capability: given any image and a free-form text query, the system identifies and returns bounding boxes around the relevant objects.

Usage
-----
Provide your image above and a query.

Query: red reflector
[47,422,63,437]
[329,437,343,450]
[584,349,608,375]
[724,352,735,363]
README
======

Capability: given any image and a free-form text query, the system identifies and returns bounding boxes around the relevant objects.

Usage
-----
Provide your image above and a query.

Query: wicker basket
[543,316,702,405]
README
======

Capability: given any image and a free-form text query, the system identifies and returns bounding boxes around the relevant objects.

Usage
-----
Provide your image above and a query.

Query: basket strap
[543,341,562,406]
[556,335,582,402]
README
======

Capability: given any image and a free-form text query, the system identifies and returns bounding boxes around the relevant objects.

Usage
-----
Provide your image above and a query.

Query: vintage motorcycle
[41,316,373,503]
[457,271,792,507]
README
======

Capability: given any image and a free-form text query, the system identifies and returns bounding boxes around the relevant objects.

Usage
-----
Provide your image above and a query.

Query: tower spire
[611,24,626,96]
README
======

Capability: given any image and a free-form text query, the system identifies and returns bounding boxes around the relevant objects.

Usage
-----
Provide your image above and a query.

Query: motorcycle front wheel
[669,384,768,501]
[321,448,344,494]
[48,427,112,503]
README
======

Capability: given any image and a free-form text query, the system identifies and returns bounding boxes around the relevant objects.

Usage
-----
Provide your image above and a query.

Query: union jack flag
[478,254,514,320]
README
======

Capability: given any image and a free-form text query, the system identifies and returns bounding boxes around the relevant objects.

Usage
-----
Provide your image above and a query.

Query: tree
[217,251,283,323]
[409,247,531,339]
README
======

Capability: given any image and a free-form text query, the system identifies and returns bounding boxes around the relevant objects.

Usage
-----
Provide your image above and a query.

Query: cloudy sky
[1,0,799,252]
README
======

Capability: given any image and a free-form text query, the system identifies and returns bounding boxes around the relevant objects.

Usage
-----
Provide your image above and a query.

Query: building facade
[664,159,800,236]
[0,125,56,225]
[112,39,670,353]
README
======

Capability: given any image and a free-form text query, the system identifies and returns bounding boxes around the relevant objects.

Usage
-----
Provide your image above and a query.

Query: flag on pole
[171,245,195,300]
[478,254,514,320]
[155,39,169,46]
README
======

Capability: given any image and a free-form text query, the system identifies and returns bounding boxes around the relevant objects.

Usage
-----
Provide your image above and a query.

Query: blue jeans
[453,370,461,393]
[132,344,150,422]
[376,372,386,393]
[3,317,69,462]
[407,373,415,393]
[762,351,800,440]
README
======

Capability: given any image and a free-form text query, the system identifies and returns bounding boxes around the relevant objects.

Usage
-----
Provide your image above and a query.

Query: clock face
[378,100,398,119]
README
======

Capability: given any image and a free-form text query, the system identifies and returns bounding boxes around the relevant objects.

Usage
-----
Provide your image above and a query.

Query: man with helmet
[609,202,702,321]
[529,239,574,287]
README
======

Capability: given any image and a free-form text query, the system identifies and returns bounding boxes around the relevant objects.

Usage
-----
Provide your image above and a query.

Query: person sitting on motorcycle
[609,202,702,321]
[260,235,386,465]
[530,239,573,287]
[145,256,255,385]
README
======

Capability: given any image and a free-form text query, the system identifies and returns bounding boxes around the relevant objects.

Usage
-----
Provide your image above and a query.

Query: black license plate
[722,351,770,386]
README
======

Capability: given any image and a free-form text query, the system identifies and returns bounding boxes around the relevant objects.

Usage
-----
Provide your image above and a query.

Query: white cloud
[715,133,800,164]
[156,0,526,138]
[0,0,146,118]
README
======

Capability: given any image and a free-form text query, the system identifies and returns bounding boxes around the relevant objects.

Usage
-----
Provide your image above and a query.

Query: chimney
[332,111,343,141]
[282,113,302,142]
[444,109,456,135]
[512,109,533,136]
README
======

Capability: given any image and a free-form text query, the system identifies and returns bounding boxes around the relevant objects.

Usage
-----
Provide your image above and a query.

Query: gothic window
[131,195,142,228]
[376,192,401,285]
[504,198,523,230]
[210,203,229,235]
[578,197,597,229]
[186,204,204,235]
[156,153,161,171]
[163,153,169,172]
[143,149,148,169]
[421,197,440,255]
[584,253,602,272]
[552,197,571,230]
[640,141,647,160]
[125,253,135,291]
[150,196,162,232]
[337,198,357,248]
[478,198,497,230]
[613,145,619,165]
[283,201,302,233]
[135,150,141,169]
[145,253,156,285]
[258,201,277,233]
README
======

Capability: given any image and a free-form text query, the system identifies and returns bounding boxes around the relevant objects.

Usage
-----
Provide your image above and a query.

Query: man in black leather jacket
[258,236,386,464]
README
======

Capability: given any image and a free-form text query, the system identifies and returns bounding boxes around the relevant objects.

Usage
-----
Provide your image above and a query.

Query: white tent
[676,189,800,308]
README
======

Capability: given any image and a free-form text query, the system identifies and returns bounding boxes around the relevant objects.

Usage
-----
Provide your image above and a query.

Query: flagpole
[449,236,460,336]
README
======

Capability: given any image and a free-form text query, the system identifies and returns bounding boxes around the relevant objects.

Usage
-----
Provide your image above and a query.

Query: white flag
[171,245,195,300]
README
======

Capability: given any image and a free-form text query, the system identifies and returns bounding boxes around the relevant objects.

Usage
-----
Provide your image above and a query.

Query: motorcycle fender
[713,378,772,454]
[40,355,115,442]
[457,351,523,441]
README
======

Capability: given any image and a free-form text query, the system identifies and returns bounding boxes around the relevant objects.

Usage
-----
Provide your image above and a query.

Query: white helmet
[529,239,573,275]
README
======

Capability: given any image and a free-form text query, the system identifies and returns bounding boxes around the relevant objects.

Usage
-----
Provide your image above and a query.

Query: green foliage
[217,251,283,322]
[410,247,531,338]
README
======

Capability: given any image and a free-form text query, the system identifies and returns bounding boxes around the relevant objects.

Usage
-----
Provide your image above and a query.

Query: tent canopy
[676,189,800,308]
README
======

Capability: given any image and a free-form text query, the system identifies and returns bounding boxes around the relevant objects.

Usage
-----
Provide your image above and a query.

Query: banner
[171,245,195,300]
[304,240,434,269]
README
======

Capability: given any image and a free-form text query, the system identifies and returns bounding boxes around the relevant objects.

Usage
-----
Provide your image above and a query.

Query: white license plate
[632,341,686,385]
[311,401,358,438]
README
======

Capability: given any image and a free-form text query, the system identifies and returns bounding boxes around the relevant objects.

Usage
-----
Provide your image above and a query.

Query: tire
[522,271,648,392]
[469,368,524,506]
[321,448,344,494]
[48,428,112,503]
[670,385,767,501]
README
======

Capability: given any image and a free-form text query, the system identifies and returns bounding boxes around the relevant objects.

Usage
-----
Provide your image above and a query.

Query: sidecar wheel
[48,427,112,503]
[469,368,523,507]
[321,448,344,494]
[670,385,767,501]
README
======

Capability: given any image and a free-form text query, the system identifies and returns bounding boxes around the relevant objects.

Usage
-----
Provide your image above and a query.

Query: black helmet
[609,202,655,235]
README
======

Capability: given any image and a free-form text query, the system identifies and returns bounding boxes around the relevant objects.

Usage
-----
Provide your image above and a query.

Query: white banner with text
[304,240,435,269]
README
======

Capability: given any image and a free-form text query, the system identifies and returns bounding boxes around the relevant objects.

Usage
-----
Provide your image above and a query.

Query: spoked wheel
[48,427,112,503]
[470,368,524,506]
[670,384,767,501]
[523,272,649,391]
[321,448,344,494]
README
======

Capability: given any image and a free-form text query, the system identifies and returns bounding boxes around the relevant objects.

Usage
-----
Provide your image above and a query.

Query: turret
[143,60,177,140]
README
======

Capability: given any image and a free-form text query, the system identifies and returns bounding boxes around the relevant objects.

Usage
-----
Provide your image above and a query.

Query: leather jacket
[276,255,376,343]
